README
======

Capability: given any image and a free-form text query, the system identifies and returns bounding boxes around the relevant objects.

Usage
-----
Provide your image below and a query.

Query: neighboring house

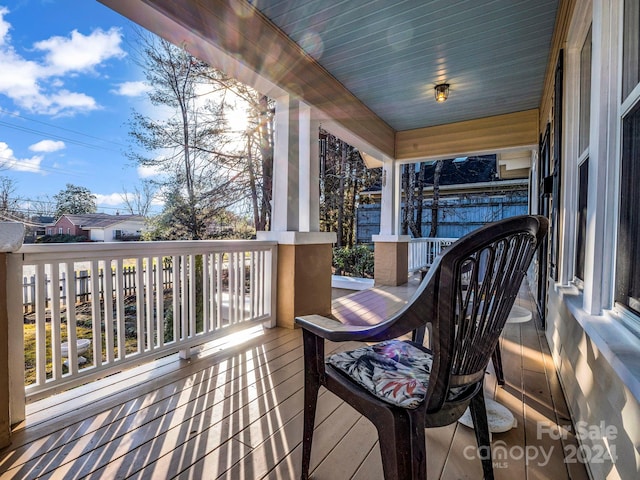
[22,215,55,244]
[45,213,145,242]
[357,155,529,242]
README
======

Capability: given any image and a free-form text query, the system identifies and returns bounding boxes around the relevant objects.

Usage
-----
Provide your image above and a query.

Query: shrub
[36,234,89,243]
[333,245,374,278]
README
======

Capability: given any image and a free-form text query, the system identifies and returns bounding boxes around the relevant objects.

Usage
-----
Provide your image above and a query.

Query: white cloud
[34,27,126,75]
[48,89,98,114]
[0,8,126,116]
[112,81,151,97]
[0,141,44,173]
[29,139,65,153]
[137,164,166,179]
[94,192,124,206]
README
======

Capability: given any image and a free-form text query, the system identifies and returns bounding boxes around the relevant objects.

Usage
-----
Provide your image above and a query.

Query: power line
[0,119,124,153]
[0,108,130,149]
[0,155,87,177]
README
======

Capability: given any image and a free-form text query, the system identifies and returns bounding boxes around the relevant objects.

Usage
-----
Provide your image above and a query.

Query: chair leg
[300,331,323,480]
[470,392,494,480]
[492,345,505,386]
[377,409,426,480]
[300,375,320,480]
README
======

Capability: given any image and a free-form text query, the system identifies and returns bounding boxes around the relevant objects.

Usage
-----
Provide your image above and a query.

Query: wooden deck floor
[0,277,590,479]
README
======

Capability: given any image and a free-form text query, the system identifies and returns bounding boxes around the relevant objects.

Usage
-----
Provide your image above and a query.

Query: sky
[0,0,186,217]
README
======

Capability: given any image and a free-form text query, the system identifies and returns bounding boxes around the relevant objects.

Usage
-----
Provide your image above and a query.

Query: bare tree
[429,160,444,237]
[197,68,275,231]
[0,176,19,216]
[319,130,380,247]
[128,33,243,239]
[27,195,56,218]
[120,181,157,217]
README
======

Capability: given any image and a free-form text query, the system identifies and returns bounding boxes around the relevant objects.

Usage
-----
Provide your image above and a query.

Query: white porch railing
[6,240,277,411]
[408,237,457,273]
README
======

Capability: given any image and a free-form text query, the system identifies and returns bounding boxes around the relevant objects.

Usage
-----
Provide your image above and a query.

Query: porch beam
[395,109,539,161]
[99,0,395,159]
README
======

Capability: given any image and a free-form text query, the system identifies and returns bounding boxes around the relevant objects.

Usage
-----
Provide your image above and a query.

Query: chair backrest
[368,215,548,412]
[426,214,547,411]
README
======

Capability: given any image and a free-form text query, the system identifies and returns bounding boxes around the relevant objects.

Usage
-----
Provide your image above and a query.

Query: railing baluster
[114,259,126,361]
[181,255,188,339]
[216,253,223,329]
[145,257,154,351]
[135,257,144,354]
[90,260,102,368]
[202,254,210,334]
[103,260,115,364]
[66,262,79,376]
[50,262,62,381]
[249,251,255,320]
[35,264,46,386]
[237,252,242,324]
[155,256,164,348]
[189,254,196,337]
[172,255,179,344]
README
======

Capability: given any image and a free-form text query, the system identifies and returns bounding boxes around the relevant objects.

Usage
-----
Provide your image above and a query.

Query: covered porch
[1,0,639,478]
[0,280,589,479]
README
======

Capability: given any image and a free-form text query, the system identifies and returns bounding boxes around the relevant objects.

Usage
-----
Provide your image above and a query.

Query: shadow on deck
[0,275,590,479]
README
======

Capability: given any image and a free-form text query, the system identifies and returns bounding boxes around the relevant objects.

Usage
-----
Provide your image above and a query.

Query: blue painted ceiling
[251,0,558,131]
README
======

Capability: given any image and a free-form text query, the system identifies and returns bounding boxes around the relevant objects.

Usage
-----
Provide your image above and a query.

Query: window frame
[573,26,592,286]
[612,0,640,326]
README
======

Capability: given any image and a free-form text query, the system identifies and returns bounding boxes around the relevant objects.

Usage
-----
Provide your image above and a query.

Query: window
[575,159,589,281]
[616,0,640,316]
[616,102,640,314]
[623,0,639,100]
[58,227,63,234]
[579,28,592,154]
[575,28,591,283]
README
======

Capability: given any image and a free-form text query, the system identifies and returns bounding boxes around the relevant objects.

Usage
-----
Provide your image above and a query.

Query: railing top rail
[15,239,278,262]
[409,237,458,243]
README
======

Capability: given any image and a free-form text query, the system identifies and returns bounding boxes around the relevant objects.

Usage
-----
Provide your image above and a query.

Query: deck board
[0,279,590,479]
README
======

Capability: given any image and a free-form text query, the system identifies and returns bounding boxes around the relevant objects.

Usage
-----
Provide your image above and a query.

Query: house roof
[54,213,145,229]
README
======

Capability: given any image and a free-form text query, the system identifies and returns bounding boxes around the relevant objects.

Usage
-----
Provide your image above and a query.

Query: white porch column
[372,158,410,286]
[298,102,321,232]
[259,95,335,328]
[271,95,300,232]
[378,157,400,235]
[1,222,25,447]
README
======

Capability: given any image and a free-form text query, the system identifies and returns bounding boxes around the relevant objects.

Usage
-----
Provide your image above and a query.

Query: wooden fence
[22,265,173,314]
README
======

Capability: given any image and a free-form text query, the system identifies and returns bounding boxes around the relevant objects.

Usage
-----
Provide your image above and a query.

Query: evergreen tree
[53,184,97,218]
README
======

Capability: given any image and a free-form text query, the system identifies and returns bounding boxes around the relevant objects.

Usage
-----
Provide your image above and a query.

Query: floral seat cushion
[326,339,465,409]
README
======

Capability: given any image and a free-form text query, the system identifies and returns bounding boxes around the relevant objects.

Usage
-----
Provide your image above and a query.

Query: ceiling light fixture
[434,83,450,103]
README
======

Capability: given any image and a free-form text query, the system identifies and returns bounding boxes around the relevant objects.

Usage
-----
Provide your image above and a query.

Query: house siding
[547,288,640,479]
[357,190,528,243]
[539,1,640,477]
[50,217,86,238]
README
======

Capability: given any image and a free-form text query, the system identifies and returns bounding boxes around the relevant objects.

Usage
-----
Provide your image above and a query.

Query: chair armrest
[295,314,389,342]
